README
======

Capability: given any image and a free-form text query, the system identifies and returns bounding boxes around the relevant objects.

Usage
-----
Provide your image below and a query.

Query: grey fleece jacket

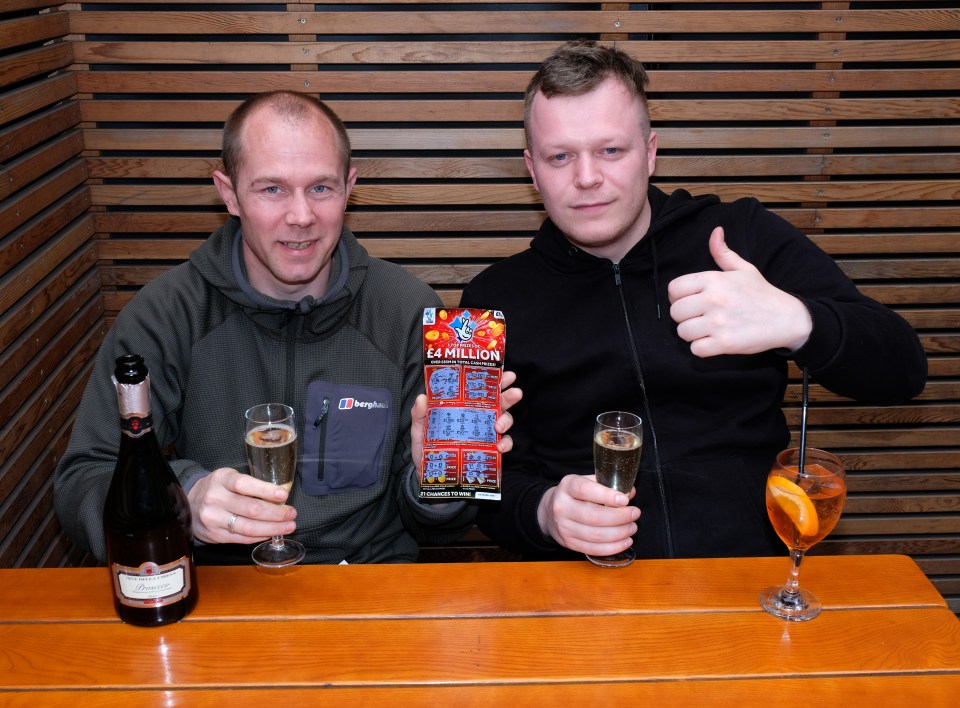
[54,217,476,564]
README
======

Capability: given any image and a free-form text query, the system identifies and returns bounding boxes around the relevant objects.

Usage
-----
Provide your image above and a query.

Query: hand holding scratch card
[420,308,505,501]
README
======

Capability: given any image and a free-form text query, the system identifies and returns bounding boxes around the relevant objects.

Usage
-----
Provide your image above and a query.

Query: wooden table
[1,555,958,705]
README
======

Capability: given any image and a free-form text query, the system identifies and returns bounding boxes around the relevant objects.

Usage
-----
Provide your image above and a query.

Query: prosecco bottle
[103,354,198,626]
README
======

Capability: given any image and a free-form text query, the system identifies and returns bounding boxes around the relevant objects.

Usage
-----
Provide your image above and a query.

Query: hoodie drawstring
[650,234,662,321]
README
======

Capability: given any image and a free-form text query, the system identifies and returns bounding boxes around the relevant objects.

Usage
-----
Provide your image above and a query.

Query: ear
[523,149,540,192]
[344,166,358,200]
[213,169,241,217]
[646,131,658,177]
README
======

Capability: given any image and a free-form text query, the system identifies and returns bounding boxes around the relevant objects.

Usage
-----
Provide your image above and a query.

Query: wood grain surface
[0,556,957,702]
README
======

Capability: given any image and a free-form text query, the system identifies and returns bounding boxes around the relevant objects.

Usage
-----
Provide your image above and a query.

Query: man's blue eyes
[551,149,620,162]
[262,185,328,193]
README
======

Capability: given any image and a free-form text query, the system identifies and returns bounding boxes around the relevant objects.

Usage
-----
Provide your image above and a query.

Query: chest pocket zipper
[313,397,330,484]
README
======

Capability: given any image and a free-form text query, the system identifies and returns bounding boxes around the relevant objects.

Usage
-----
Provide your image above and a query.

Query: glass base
[759,585,822,621]
[252,537,305,568]
[586,548,636,568]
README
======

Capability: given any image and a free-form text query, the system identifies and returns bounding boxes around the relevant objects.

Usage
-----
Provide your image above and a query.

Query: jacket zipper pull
[314,397,329,484]
[313,397,329,428]
[613,263,622,286]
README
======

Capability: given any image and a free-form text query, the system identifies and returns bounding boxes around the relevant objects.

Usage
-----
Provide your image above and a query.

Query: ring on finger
[227,513,237,534]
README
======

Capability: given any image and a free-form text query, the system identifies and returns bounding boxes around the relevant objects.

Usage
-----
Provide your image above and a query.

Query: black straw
[798,366,809,474]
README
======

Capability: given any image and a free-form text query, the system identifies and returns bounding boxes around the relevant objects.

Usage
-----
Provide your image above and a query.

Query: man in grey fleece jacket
[54,91,519,564]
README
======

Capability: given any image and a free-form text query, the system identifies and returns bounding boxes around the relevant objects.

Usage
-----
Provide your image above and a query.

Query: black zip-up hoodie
[461,186,927,559]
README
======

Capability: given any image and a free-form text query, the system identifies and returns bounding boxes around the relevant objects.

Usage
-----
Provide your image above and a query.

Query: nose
[286,192,316,227]
[573,155,602,189]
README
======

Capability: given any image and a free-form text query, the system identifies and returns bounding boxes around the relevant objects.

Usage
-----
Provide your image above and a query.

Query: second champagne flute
[244,403,305,567]
[587,410,643,568]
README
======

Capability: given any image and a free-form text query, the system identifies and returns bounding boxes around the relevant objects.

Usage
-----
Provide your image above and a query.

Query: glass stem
[270,535,285,550]
[780,548,806,607]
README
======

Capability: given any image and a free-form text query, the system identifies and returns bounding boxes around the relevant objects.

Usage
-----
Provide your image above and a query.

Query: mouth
[283,241,313,250]
[572,199,611,209]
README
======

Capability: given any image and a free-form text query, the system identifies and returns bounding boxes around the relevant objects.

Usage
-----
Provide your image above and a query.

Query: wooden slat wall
[0,0,97,568]
[2,1,959,607]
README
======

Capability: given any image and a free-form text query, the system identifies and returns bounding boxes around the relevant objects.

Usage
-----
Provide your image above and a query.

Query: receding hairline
[221,91,352,183]
[242,98,338,141]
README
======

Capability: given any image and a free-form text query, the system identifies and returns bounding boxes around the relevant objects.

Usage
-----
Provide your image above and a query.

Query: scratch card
[420,308,505,501]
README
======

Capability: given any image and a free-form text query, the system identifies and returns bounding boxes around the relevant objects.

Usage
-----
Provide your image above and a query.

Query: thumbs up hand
[667,227,813,357]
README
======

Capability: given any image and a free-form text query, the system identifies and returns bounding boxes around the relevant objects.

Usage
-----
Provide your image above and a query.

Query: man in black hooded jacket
[459,40,927,560]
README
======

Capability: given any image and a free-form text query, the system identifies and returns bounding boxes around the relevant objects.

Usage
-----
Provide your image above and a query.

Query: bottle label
[114,370,154,437]
[119,414,153,438]
[111,557,192,608]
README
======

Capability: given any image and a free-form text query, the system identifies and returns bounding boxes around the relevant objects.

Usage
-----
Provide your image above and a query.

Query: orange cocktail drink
[767,462,846,551]
[760,447,846,622]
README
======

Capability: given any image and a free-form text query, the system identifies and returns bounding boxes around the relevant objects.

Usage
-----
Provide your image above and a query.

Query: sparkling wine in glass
[586,411,643,568]
[759,447,846,621]
[244,403,305,567]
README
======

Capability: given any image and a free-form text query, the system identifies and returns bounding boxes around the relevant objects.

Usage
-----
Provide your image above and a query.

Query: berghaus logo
[339,397,389,410]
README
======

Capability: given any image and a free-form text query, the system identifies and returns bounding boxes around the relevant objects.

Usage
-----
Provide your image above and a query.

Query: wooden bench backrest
[1,1,958,605]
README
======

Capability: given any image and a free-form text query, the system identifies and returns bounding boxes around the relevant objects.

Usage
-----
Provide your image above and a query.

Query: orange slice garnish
[768,476,818,537]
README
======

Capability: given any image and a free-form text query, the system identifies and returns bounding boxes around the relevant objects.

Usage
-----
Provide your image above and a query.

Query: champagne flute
[244,403,305,567]
[760,447,846,621]
[586,411,643,568]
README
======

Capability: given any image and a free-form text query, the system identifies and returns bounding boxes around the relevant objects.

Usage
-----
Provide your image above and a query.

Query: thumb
[709,226,752,272]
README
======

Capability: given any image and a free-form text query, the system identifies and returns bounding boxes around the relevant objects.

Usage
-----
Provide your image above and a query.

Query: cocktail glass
[759,447,846,621]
